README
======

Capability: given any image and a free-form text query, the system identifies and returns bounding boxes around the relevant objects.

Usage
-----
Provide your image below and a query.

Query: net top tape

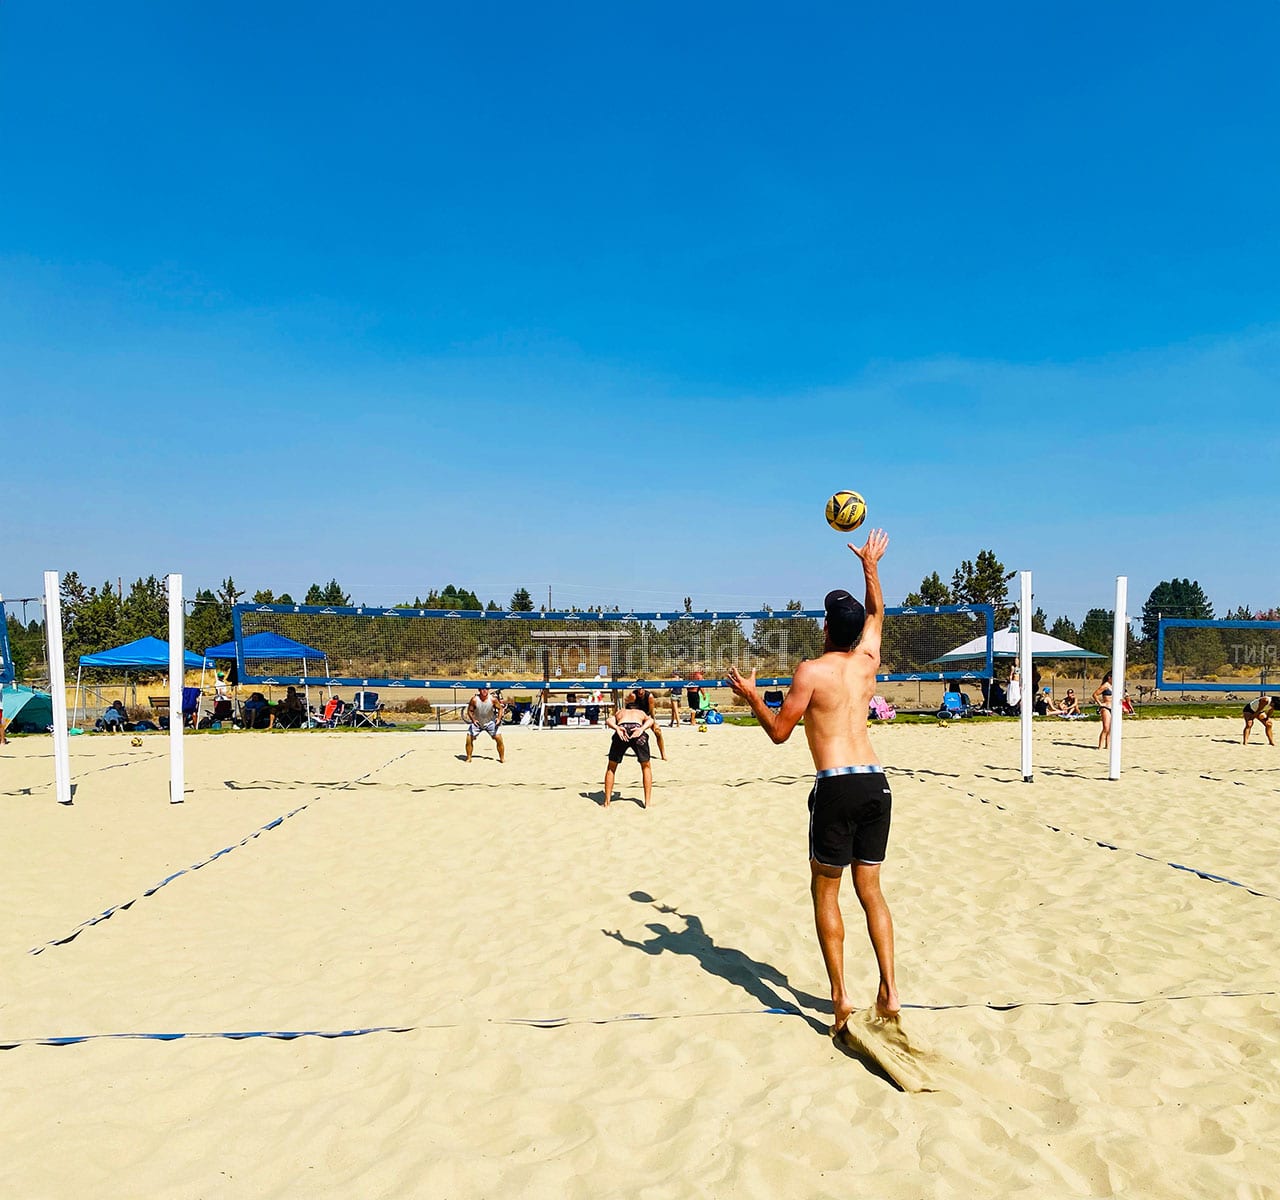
[234,603,990,622]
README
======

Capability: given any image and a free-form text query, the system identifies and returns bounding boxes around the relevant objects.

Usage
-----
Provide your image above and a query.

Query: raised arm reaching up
[847,529,889,662]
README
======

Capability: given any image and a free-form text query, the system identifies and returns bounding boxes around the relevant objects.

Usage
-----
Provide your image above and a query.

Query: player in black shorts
[729,530,900,1031]
[808,767,893,868]
[603,693,655,809]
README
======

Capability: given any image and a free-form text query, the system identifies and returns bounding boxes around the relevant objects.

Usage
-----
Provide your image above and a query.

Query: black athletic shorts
[608,728,651,764]
[808,767,892,867]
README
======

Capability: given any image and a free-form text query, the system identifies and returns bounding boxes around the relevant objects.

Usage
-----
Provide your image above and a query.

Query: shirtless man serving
[727,529,897,1034]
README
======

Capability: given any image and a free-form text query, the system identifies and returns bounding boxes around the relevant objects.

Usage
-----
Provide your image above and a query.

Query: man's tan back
[801,646,880,771]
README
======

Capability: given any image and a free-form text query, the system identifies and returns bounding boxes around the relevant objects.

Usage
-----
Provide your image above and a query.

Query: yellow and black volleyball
[825,490,867,533]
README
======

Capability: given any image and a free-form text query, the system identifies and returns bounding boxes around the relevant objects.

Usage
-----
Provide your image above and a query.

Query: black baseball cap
[824,588,866,649]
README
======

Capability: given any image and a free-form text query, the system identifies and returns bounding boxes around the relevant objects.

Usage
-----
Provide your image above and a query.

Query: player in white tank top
[466,687,505,762]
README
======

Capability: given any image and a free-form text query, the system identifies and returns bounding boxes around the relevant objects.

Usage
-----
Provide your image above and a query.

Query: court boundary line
[27,748,418,956]
[939,780,1280,904]
[5,989,1278,1050]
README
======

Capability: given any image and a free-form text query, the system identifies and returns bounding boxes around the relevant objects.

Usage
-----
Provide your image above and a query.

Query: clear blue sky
[3,2,1277,621]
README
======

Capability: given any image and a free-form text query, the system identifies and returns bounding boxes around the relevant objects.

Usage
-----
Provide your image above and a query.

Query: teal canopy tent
[1,685,54,734]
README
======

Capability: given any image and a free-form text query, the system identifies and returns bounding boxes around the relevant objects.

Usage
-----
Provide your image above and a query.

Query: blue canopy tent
[74,637,207,729]
[203,631,331,719]
[202,630,327,666]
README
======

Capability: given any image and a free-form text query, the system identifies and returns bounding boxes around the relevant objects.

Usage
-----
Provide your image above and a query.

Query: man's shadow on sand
[580,789,645,808]
[603,891,830,1035]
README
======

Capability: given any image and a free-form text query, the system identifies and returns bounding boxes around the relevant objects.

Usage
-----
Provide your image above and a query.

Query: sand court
[2,720,1279,1197]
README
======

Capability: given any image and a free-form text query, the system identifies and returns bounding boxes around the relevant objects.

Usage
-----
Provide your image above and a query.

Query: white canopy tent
[930,625,1105,665]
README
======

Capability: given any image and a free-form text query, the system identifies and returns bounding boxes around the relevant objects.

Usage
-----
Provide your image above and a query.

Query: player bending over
[1242,696,1276,746]
[624,685,667,761]
[728,529,898,1034]
[465,686,505,763]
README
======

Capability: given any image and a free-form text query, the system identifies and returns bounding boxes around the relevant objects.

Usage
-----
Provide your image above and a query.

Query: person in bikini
[603,693,656,808]
[1092,671,1114,749]
[465,685,505,763]
[728,529,898,1033]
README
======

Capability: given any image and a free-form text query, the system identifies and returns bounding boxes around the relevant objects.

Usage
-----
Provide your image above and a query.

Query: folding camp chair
[200,698,235,729]
[936,691,971,719]
[869,695,896,721]
[311,696,346,728]
[763,689,784,713]
[350,690,385,728]
[182,687,201,729]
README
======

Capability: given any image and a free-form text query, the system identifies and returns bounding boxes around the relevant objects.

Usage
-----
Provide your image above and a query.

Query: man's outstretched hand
[848,528,889,566]
[727,665,757,700]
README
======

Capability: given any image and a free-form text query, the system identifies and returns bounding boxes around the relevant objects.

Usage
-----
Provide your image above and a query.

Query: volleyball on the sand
[825,490,867,533]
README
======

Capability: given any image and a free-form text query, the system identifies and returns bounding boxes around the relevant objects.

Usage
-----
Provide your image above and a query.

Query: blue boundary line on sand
[944,782,1280,904]
[902,988,1280,1012]
[28,804,310,955]
[28,747,419,957]
[0,1008,799,1050]
[7,990,1278,1050]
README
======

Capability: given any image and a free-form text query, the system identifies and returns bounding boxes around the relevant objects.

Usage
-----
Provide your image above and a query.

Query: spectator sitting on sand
[1034,688,1060,717]
[97,700,129,733]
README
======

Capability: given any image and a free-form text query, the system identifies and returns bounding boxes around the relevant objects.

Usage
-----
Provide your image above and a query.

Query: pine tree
[951,550,1016,623]
[1140,579,1214,643]
[1078,608,1114,656]
[305,579,352,606]
[119,576,169,642]
[1049,615,1080,644]
[904,572,952,607]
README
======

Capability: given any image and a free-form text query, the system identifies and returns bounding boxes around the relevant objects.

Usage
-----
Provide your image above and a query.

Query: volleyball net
[232,602,994,690]
[1156,619,1280,693]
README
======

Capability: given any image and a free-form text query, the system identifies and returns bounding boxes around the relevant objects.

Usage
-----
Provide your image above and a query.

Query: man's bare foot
[875,981,900,1018]
[831,994,855,1035]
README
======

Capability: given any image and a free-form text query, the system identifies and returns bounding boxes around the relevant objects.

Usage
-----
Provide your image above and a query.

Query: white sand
[2,718,1278,1198]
